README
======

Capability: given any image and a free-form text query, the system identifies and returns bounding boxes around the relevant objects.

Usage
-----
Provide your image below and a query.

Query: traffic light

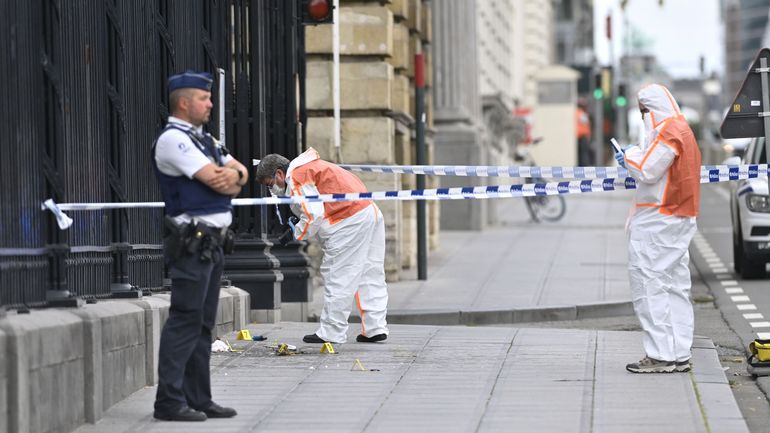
[593,72,604,100]
[615,83,627,107]
[301,0,334,25]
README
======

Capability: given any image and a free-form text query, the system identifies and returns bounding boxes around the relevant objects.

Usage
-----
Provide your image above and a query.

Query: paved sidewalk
[313,193,636,325]
[73,322,747,433]
[71,193,751,433]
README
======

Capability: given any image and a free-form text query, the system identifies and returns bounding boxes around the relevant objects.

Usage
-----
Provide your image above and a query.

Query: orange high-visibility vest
[575,108,591,139]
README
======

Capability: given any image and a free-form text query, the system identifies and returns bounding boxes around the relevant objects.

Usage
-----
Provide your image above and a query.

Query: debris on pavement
[212,339,229,352]
[275,343,301,356]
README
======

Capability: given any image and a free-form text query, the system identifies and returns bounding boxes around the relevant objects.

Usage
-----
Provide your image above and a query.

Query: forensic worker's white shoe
[625,356,676,373]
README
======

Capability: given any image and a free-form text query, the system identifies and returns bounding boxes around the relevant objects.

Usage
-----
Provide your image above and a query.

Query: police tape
[42,165,768,230]
[339,163,770,180]
[254,157,768,180]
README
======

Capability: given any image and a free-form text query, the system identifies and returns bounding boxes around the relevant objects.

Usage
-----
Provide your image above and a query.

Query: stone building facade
[432,0,556,230]
[431,0,486,230]
[304,0,436,281]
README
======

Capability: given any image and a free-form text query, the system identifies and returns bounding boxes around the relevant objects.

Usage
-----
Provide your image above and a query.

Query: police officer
[152,70,247,421]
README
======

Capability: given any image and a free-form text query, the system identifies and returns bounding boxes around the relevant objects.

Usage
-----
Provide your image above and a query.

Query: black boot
[201,402,237,418]
[153,406,207,422]
[356,333,387,343]
[303,333,327,343]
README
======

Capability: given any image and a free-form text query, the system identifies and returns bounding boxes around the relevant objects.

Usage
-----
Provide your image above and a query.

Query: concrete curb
[0,286,250,433]
[691,336,751,433]
[0,327,5,433]
[343,300,635,326]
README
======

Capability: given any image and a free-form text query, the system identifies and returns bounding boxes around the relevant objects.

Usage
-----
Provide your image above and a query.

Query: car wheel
[741,256,766,279]
[735,223,767,279]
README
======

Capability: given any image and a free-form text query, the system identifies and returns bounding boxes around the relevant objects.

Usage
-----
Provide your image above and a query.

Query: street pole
[760,58,770,197]
[332,0,342,163]
[593,73,604,166]
[415,53,427,280]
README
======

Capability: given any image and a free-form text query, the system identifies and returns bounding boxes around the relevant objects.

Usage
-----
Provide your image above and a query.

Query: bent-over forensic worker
[256,148,389,345]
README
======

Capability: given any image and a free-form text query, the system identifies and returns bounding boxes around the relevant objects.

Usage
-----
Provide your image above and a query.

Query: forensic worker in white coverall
[255,148,389,344]
[615,84,702,374]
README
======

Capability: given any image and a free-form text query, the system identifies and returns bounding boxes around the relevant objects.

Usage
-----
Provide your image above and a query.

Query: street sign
[720,48,770,139]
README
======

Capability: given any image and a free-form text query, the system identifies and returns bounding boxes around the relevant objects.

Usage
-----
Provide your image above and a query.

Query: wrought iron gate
[0,0,307,309]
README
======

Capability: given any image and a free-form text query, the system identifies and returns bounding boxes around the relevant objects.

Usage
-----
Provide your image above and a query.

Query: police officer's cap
[168,70,213,92]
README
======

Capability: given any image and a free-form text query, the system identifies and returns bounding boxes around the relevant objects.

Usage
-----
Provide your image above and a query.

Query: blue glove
[287,216,298,232]
[614,150,626,168]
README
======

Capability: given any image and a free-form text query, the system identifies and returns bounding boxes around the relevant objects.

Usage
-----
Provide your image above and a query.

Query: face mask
[270,176,288,195]
[269,185,282,196]
[643,113,653,132]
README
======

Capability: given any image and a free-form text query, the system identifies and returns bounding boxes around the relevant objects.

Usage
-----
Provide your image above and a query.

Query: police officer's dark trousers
[154,246,223,414]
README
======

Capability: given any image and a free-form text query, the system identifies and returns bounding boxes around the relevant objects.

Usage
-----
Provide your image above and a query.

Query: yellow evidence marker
[236,329,252,340]
[351,359,366,371]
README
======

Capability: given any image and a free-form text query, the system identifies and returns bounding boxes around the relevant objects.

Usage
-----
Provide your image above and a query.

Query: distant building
[722,0,770,101]
[554,0,594,67]
[521,0,555,107]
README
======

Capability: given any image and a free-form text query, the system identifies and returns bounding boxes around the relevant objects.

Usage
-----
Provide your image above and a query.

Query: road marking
[696,227,770,341]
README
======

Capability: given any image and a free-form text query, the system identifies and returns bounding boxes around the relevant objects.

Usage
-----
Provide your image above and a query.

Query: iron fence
[0,0,305,309]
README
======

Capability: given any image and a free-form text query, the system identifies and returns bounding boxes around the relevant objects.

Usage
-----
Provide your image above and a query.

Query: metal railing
[0,0,306,309]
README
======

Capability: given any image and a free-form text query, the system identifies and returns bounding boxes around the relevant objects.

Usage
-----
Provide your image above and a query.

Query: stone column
[305,2,402,280]
[432,0,486,230]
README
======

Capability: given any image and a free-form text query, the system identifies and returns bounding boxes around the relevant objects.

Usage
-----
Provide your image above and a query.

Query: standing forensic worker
[615,83,701,374]
[256,148,389,344]
[152,70,247,421]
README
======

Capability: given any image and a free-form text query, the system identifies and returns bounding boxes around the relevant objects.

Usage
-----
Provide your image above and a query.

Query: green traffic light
[593,89,604,100]
[616,95,627,107]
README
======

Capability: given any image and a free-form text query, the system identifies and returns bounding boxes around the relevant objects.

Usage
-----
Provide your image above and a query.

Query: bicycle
[513,138,566,223]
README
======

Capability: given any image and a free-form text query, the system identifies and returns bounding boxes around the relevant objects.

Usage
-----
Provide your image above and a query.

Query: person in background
[615,83,701,374]
[576,98,594,166]
[255,148,389,345]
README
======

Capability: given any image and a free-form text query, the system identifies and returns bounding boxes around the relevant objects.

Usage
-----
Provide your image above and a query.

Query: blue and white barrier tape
[42,165,768,230]
[340,163,631,179]
[255,158,768,180]
[340,163,770,180]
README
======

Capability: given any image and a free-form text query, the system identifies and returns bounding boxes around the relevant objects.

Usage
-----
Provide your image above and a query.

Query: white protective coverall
[286,148,389,343]
[622,84,702,363]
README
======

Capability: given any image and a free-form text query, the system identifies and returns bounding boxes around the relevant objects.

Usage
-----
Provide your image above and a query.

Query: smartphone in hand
[610,138,622,153]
